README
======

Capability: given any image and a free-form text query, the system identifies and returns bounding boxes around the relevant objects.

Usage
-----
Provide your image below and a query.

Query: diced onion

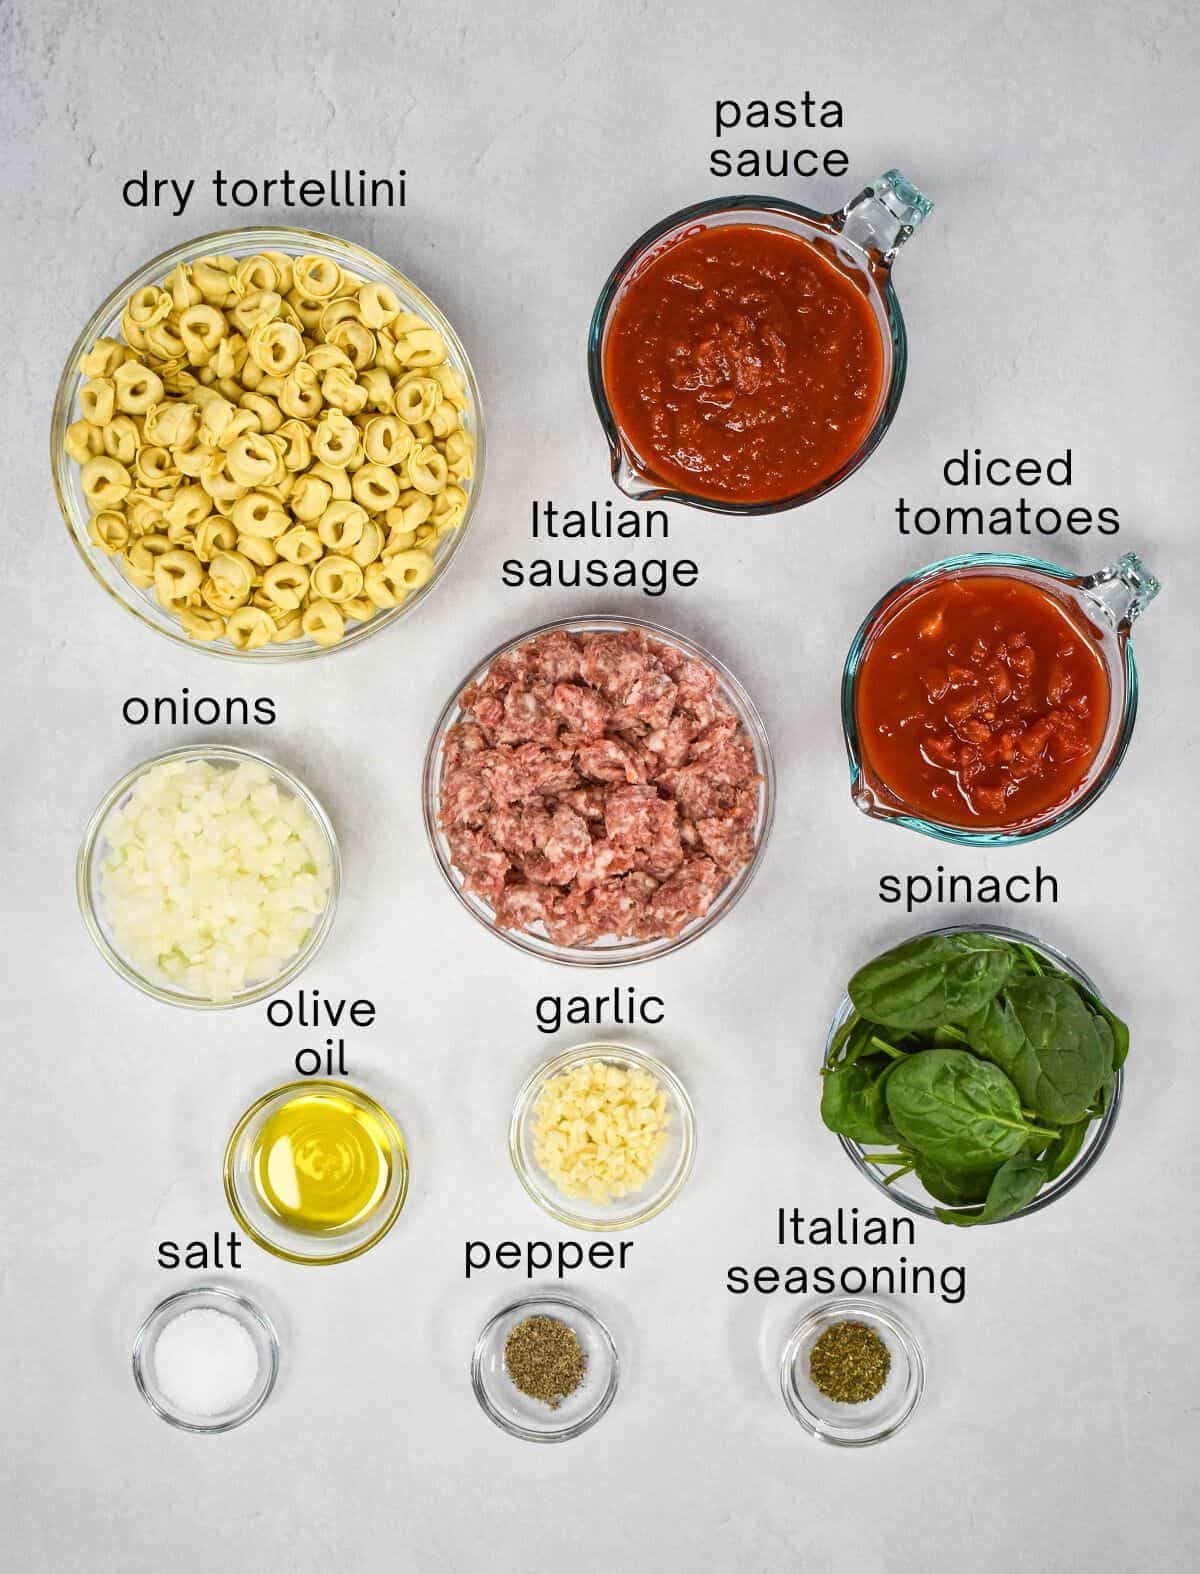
[98,758,332,1001]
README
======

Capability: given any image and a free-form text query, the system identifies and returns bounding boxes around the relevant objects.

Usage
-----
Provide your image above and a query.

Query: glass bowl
[825,924,1123,1224]
[780,1298,924,1447]
[841,551,1161,845]
[131,1285,279,1434]
[471,1293,619,1442]
[588,172,932,514]
[422,614,775,965]
[509,1041,696,1230]
[223,1080,409,1265]
[77,743,339,1009]
[51,225,484,661]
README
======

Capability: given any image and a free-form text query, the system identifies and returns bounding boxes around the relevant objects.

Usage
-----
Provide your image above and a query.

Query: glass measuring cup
[588,170,932,514]
[841,551,1161,845]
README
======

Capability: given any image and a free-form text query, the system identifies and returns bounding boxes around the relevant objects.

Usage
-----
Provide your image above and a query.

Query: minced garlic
[532,1059,669,1203]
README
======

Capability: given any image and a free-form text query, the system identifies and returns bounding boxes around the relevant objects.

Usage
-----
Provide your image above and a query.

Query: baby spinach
[913,1153,999,1207]
[964,976,1112,1124]
[884,1049,1056,1173]
[935,1151,1049,1227]
[826,931,1130,1226]
[1040,1119,1090,1181]
[820,1057,900,1145]
[848,932,1016,1031]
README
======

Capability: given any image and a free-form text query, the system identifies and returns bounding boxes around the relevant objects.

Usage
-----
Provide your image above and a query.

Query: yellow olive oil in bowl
[225,1081,409,1264]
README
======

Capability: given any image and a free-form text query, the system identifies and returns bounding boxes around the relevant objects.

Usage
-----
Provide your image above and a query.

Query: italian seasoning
[503,1316,586,1409]
[809,1321,891,1404]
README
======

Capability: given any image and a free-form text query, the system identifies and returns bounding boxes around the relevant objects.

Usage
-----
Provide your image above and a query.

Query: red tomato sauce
[602,223,885,505]
[854,575,1110,828]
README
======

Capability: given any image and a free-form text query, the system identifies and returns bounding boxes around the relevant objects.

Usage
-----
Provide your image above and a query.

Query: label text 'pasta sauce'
[602,224,885,505]
[854,575,1110,829]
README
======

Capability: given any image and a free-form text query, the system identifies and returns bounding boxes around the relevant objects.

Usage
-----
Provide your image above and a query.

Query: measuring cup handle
[1080,552,1162,630]
[838,170,933,265]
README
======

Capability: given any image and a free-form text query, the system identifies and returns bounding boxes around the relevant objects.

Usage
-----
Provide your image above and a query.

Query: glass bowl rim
[824,922,1124,1224]
[840,551,1140,846]
[76,742,341,1009]
[508,1039,697,1231]
[421,612,776,967]
[50,223,486,663]
[222,1078,410,1266]
[587,192,907,516]
[131,1284,280,1434]
[779,1296,924,1447]
[470,1290,620,1443]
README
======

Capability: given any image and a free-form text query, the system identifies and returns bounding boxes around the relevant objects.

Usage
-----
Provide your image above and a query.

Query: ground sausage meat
[439,628,761,945]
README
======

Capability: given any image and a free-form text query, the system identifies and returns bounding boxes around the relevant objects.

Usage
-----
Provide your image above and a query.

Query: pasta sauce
[602,223,885,504]
[854,575,1110,829]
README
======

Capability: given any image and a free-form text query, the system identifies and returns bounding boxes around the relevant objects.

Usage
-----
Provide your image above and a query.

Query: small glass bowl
[50,225,484,662]
[131,1285,279,1434]
[77,743,340,1009]
[472,1293,619,1442]
[780,1298,924,1447]
[223,1080,409,1265]
[422,614,775,966]
[510,1042,696,1230]
[825,924,1123,1224]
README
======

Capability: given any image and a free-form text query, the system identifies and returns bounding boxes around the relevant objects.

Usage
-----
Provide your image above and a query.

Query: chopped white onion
[98,758,333,1001]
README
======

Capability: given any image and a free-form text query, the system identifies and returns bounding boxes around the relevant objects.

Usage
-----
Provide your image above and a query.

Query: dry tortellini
[72,250,475,648]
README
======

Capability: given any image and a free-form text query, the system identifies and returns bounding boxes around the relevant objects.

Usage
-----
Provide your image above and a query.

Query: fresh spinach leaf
[935,1151,1049,1227]
[1040,1119,1090,1181]
[848,932,1016,1031]
[913,1153,999,1207]
[820,1056,900,1144]
[964,976,1112,1124]
[884,1048,1053,1173]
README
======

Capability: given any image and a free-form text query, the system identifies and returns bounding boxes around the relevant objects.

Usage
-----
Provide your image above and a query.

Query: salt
[153,1307,260,1417]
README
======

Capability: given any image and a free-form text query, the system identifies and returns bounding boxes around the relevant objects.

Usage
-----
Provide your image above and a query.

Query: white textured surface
[3,1,1198,1569]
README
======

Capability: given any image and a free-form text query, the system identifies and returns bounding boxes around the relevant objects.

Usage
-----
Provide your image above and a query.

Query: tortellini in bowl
[52,228,483,658]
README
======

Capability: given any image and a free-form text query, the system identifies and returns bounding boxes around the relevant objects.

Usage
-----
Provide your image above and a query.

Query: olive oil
[249,1089,393,1234]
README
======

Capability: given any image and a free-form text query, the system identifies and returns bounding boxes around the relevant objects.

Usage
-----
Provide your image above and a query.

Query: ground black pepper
[503,1316,586,1409]
[809,1320,891,1404]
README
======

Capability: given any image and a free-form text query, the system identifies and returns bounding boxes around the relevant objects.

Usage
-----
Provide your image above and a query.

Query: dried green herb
[809,1321,891,1404]
[503,1316,586,1409]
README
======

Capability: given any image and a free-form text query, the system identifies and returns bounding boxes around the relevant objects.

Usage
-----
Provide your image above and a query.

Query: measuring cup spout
[838,170,933,265]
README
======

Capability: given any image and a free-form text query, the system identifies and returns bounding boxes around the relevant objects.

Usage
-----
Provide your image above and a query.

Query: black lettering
[941,1266,967,1304]
[254,698,277,725]
[536,997,560,1034]
[879,875,901,903]
[1066,507,1094,534]
[495,1242,520,1270]
[465,1242,489,1278]
[709,149,732,177]
[1035,865,1058,903]
[157,1240,180,1268]
[727,1265,748,1293]
[1046,449,1072,485]
[753,1266,780,1292]
[123,697,150,724]
[716,100,741,135]
[1098,506,1121,535]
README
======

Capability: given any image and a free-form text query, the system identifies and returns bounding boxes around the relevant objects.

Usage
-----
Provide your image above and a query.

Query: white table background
[4,2,1197,1569]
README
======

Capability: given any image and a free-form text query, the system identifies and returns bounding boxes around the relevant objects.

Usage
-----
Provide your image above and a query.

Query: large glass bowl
[51,226,484,661]
[824,925,1123,1224]
[422,615,775,966]
[77,743,339,1008]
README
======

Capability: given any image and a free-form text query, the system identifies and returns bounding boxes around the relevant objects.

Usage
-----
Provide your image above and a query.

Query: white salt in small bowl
[132,1285,279,1433]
